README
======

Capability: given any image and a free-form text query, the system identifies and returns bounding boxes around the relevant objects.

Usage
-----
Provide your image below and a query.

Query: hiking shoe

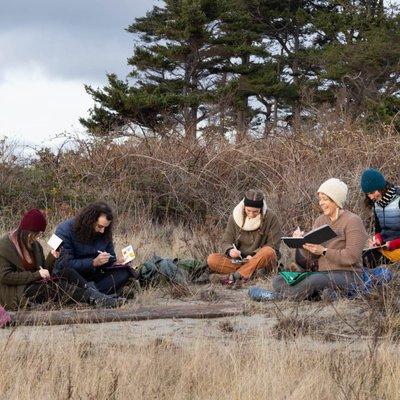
[220,274,235,286]
[248,286,277,301]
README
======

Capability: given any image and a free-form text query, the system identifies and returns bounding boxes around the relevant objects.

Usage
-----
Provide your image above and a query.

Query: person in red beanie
[19,208,47,232]
[0,209,122,310]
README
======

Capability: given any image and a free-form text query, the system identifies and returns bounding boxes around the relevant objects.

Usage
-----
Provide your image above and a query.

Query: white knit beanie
[317,178,348,208]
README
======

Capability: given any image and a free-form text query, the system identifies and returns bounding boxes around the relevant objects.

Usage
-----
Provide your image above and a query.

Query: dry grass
[1,325,400,399]
[1,123,400,398]
[1,222,400,398]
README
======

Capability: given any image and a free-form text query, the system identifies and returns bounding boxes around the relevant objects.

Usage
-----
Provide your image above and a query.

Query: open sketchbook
[282,224,337,249]
[363,244,388,252]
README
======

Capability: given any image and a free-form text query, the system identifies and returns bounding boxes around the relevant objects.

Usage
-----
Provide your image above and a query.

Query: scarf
[376,185,396,208]
[9,229,36,270]
[232,199,268,231]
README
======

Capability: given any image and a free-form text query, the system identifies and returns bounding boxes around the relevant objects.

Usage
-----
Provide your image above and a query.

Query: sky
[0,0,158,149]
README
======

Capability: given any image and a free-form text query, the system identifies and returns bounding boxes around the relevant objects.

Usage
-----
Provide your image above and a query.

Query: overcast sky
[0,0,158,148]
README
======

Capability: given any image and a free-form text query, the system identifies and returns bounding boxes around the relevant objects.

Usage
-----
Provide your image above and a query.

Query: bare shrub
[1,123,399,241]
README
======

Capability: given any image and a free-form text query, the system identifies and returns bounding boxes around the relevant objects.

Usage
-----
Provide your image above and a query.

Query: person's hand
[229,248,241,258]
[39,269,50,279]
[292,226,304,238]
[51,250,60,259]
[373,234,383,246]
[303,243,326,256]
[245,255,253,260]
[93,252,111,267]
[116,256,125,264]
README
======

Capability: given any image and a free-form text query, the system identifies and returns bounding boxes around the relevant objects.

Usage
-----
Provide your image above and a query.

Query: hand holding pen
[229,243,242,259]
[93,250,112,267]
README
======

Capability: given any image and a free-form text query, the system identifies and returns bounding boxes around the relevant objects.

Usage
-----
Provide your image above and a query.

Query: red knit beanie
[19,209,47,232]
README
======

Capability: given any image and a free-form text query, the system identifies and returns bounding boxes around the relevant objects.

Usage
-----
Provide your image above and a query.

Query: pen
[232,243,242,259]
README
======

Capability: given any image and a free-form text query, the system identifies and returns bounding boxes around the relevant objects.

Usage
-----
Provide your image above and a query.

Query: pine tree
[313,0,400,123]
[81,0,223,139]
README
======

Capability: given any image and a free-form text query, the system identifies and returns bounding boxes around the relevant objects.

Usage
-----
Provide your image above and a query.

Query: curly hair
[74,201,114,243]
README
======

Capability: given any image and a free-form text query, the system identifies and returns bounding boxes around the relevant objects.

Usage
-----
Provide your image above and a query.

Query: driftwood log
[9,302,244,326]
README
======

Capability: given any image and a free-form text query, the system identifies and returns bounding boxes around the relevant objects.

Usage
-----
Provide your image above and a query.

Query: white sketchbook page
[47,234,63,250]
[121,245,136,264]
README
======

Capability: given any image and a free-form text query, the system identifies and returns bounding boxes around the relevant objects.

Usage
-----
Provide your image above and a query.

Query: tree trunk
[9,303,244,327]
[292,23,301,129]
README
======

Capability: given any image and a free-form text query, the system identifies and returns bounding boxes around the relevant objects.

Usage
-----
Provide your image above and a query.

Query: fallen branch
[9,302,244,327]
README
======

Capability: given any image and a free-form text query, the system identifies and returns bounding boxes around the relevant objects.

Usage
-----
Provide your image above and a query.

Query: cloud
[0,0,159,146]
[0,64,96,147]
[0,0,159,82]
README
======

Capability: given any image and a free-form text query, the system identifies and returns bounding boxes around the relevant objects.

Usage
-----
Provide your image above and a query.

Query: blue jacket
[54,218,116,274]
[374,188,400,241]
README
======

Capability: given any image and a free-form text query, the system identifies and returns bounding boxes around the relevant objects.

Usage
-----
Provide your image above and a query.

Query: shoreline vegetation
[1,124,400,398]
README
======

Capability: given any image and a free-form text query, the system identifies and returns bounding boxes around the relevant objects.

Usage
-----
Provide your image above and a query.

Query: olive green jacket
[221,210,282,258]
[0,235,53,310]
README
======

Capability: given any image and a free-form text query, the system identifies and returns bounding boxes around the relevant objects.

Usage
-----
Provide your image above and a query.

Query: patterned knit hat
[360,168,386,193]
[19,209,47,232]
[317,178,348,208]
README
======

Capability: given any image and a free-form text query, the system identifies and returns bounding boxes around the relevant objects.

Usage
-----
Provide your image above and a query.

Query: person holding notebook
[269,178,368,300]
[207,189,281,288]
[54,202,131,298]
[0,209,119,310]
[361,168,400,267]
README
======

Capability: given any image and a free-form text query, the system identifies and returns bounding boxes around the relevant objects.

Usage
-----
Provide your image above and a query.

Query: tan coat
[300,210,367,272]
[0,235,53,310]
[221,210,281,258]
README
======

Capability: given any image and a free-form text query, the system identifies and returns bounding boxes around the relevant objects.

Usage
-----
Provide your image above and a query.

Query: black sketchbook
[282,224,337,249]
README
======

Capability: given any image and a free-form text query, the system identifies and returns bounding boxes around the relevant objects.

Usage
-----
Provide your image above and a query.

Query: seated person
[361,168,400,267]
[207,189,281,287]
[54,201,131,297]
[271,178,367,300]
[0,209,118,310]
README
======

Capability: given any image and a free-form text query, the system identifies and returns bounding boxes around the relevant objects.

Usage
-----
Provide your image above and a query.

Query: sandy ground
[0,281,372,351]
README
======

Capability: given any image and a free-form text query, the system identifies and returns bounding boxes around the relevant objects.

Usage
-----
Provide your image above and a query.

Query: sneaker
[248,286,277,301]
[220,274,235,286]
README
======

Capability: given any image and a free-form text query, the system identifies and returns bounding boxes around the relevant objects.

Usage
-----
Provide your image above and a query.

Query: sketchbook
[282,224,337,249]
[230,258,248,264]
[47,234,63,251]
[363,244,387,253]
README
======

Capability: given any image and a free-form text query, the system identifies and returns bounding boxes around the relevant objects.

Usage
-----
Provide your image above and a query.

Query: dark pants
[73,268,131,295]
[24,278,87,305]
[272,270,362,301]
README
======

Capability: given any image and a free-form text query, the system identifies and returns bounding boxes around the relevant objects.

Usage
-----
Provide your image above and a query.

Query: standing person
[268,178,368,300]
[0,209,119,310]
[54,201,131,296]
[207,189,281,288]
[361,168,400,267]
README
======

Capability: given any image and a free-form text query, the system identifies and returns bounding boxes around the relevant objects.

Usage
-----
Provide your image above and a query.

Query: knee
[256,246,277,261]
[207,253,221,268]
[113,269,130,283]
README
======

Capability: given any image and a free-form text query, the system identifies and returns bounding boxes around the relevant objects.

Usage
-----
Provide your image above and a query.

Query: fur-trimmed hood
[232,199,268,231]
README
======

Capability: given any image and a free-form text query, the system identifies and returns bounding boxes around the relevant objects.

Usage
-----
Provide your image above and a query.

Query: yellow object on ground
[382,248,400,262]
